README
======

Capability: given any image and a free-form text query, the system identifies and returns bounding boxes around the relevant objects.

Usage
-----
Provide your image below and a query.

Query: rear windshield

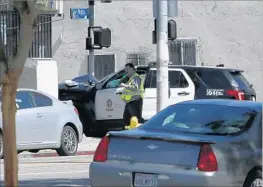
[140,104,256,136]
[230,71,252,90]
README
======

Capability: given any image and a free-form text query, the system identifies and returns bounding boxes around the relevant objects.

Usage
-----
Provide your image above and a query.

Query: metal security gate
[91,54,115,80]
[0,10,19,57]
[126,52,149,66]
[29,14,52,58]
[0,9,52,58]
[169,38,198,65]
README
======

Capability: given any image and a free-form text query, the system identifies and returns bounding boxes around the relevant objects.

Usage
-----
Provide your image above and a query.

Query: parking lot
[0,136,100,186]
[0,155,92,186]
[17,137,100,159]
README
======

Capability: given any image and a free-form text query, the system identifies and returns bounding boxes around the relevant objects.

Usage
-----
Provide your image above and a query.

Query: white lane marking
[0,170,89,177]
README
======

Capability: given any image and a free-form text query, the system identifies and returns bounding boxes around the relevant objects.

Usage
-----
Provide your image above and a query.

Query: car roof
[175,99,262,112]
[137,64,242,72]
[16,88,58,101]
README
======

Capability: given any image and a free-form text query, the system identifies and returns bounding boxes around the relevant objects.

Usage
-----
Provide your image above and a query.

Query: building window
[91,54,115,80]
[169,38,197,66]
[126,52,149,66]
[0,16,7,45]
[28,14,52,58]
[0,10,52,59]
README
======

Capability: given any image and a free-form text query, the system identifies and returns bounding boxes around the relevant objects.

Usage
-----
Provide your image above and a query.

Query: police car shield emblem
[106,99,112,108]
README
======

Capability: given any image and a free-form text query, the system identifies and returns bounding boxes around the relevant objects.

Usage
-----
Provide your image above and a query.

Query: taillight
[197,144,218,172]
[226,89,245,100]
[93,136,109,162]
[74,107,79,116]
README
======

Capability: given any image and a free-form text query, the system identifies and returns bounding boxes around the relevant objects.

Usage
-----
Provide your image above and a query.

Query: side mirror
[95,82,103,90]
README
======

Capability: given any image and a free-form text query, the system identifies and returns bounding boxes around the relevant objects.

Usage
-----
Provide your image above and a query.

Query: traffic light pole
[88,0,95,76]
[156,0,169,112]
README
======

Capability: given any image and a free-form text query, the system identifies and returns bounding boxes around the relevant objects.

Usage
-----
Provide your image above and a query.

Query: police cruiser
[59,63,256,136]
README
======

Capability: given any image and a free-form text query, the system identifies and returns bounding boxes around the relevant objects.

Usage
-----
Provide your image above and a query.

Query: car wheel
[244,170,262,187]
[56,126,78,156]
[0,133,3,159]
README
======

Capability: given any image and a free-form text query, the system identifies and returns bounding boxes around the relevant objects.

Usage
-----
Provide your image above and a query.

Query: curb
[18,151,95,158]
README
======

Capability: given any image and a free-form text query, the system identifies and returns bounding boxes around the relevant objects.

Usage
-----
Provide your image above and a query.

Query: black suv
[181,64,256,100]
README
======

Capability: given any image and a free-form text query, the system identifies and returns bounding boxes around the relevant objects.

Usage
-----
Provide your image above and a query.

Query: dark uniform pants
[123,98,143,126]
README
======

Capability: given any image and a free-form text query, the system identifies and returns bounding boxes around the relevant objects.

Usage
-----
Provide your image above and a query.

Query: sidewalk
[18,137,101,158]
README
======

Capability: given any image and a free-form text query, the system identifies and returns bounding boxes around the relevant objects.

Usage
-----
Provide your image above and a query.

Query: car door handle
[36,113,43,118]
[178,91,190,96]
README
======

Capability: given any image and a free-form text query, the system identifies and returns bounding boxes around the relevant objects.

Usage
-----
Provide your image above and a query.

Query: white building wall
[52,1,263,100]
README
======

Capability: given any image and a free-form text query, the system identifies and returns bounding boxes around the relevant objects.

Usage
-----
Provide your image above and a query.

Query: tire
[244,170,262,187]
[0,133,3,159]
[56,126,78,156]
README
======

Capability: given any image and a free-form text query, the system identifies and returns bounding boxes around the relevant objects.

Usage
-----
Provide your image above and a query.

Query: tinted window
[148,70,157,88]
[140,104,256,136]
[230,72,252,90]
[196,70,230,88]
[185,70,201,89]
[169,71,189,88]
[31,92,53,107]
[148,70,189,88]
[16,91,33,109]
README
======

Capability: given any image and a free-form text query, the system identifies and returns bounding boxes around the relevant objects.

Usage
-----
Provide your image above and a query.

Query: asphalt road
[0,155,93,186]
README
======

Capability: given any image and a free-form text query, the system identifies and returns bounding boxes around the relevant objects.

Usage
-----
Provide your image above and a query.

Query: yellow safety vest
[120,73,144,103]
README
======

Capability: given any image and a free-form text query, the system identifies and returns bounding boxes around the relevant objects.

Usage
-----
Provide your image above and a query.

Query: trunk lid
[107,129,217,167]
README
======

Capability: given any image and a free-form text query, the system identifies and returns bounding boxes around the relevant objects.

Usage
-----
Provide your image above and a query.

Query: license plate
[134,173,157,187]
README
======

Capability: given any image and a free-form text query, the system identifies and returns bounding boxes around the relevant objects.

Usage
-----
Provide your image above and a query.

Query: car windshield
[98,73,114,83]
[140,104,257,136]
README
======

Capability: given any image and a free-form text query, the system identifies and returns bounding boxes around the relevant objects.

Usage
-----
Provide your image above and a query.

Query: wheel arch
[243,165,262,187]
[64,122,79,142]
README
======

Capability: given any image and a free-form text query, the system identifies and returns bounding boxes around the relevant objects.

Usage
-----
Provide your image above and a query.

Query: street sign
[152,0,178,18]
[70,8,90,19]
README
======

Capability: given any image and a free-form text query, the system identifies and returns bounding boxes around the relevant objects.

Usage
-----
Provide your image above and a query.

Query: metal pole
[88,0,95,76]
[156,0,169,112]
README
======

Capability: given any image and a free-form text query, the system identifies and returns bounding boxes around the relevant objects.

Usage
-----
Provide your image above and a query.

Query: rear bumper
[96,120,126,132]
[89,161,235,187]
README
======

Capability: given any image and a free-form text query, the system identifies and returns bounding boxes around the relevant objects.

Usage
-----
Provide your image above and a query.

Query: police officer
[119,63,144,127]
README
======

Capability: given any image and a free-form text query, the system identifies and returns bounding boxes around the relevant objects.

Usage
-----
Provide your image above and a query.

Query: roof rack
[148,61,173,66]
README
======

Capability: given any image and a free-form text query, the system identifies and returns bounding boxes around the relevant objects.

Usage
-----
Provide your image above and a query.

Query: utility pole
[156,0,169,112]
[88,0,95,76]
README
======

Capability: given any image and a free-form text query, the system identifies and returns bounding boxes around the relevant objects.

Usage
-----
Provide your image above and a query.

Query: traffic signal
[168,20,177,40]
[94,28,111,48]
[152,19,177,44]
[86,27,111,50]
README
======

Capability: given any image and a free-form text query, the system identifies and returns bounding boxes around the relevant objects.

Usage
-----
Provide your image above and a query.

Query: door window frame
[29,91,53,108]
[102,68,149,90]
[146,68,192,89]
[16,91,34,110]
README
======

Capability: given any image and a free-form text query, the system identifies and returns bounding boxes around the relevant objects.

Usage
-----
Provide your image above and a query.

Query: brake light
[226,89,245,100]
[74,107,79,116]
[93,136,109,162]
[197,144,218,172]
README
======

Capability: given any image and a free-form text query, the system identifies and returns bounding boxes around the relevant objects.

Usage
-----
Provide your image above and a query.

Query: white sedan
[0,88,83,158]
